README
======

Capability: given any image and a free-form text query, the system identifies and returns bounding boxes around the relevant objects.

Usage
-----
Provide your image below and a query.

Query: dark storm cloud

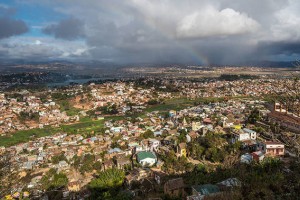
[257,41,300,55]
[42,18,85,40]
[0,18,28,39]
[0,6,28,39]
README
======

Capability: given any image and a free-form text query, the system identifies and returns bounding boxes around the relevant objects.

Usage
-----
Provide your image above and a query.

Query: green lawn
[0,126,60,147]
[60,119,104,134]
[0,119,105,147]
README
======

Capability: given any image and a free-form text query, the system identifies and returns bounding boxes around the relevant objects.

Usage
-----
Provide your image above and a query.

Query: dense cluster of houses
[1,96,289,199]
[0,92,78,135]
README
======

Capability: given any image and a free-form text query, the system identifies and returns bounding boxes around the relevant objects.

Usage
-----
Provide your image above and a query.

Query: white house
[243,128,257,140]
[148,139,160,151]
[233,128,256,142]
[136,151,157,167]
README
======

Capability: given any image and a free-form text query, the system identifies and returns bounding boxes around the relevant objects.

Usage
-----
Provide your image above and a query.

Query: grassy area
[145,98,195,113]
[60,119,104,134]
[0,118,105,147]
[58,100,82,116]
[0,126,60,147]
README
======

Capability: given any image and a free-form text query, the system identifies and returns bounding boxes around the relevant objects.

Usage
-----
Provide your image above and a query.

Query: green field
[0,127,60,147]
[0,119,104,147]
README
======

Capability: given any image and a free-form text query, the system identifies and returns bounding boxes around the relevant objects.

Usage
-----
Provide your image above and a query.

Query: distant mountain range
[0,59,298,69]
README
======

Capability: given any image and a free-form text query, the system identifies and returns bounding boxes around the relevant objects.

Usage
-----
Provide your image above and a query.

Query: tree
[247,108,260,124]
[79,154,95,174]
[141,129,154,139]
[89,168,125,190]
[147,99,159,105]
[51,153,67,164]
[40,169,68,191]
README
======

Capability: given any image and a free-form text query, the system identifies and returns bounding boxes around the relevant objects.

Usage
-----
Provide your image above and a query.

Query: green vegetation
[79,154,98,174]
[0,126,60,147]
[145,98,195,113]
[18,111,39,122]
[40,169,68,191]
[51,153,67,164]
[58,100,82,116]
[88,168,131,200]
[60,119,104,135]
[184,158,300,199]
[247,108,261,124]
[141,129,154,139]
[147,99,160,105]
[0,118,105,147]
[188,132,236,163]
[160,150,194,174]
[95,104,118,115]
[219,74,258,81]
[89,168,125,190]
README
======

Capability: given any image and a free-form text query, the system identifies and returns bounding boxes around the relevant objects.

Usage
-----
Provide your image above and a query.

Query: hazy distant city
[1,1,300,200]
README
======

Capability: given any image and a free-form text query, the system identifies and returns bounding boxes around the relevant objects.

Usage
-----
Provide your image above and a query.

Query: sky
[1,0,300,65]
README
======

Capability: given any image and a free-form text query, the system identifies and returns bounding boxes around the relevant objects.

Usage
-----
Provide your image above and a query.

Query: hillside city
[1,70,300,200]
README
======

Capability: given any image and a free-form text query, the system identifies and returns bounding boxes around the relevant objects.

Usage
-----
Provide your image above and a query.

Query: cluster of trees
[140,129,154,139]
[218,74,258,81]
[95,104,118,115]
[247,108,261,124]
[51,92,73,100]
[188,132,238,163]
[18,111,39,122]
[51,153,67,164]
[72,154,102,174]
[40,168,68,191]
[89,168,132,200]
[147,99,160,105]
[160,150,193,174]
[183,156,300,199]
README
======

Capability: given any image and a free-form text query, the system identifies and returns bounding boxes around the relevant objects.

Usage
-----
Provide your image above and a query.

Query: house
[102,159,114,170]
[136,151,157,167]
[140,178,155,194]
[188,131,199,142]
[188,184,220,199]
[22,161,34,170]
[217,178,241,191]
[192,122,201,131]
[177,143,187,157]
[232,128,256,143]
[58,160,69,170]
[243,128,257,140]
[240,153,253,164]
[148,139,160,152]
[115,154,131,169]
[251,151,265,162]
[151,170,167,185]
[164,178,185,197]
[262,141,285,156]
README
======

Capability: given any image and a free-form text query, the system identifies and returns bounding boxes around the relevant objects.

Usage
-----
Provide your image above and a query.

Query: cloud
[0,5,28,39]
[3,0,300,64]
[176,6,260,38]
[0,37,89,60]
[42,18,85,40]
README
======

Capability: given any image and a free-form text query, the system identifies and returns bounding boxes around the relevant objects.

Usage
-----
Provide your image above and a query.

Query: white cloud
[35,40,41,45]
[270,0,300,41]
[0,37,89,60]
[176,6,260,38]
